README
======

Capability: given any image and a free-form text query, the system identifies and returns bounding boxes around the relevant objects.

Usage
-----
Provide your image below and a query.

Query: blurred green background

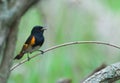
[8,0,120,83]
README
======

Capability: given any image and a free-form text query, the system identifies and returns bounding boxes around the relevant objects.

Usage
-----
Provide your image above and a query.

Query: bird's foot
[39,50,44,54]
[27,54,30,61]
[27,57,30,61]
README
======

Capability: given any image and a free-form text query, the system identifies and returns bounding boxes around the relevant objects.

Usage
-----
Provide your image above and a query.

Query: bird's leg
[27,54,30,61]
[38,50,44,54]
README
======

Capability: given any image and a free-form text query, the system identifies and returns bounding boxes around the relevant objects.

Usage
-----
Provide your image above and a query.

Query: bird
[14,26,46,60]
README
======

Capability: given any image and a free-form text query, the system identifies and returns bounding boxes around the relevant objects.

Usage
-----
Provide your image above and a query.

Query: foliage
[9,1,120,83]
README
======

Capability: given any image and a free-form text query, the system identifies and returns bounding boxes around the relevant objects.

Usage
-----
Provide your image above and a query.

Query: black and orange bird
[14,26,46,60]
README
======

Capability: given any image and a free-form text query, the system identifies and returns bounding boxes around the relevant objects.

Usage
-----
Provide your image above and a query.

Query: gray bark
[83,62,120,83]
[0,0,40,83]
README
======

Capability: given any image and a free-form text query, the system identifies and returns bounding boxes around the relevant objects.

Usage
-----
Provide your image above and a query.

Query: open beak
[41,27,47,31]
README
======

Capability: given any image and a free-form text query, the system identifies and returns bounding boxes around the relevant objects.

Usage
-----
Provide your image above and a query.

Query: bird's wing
[25,35,35,46]
[20,35,36,53]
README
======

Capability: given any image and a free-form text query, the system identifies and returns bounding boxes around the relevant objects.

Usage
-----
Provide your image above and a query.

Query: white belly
[26,46,40,53]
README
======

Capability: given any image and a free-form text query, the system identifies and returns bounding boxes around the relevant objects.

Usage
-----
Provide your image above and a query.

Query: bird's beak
[41,27,47,31]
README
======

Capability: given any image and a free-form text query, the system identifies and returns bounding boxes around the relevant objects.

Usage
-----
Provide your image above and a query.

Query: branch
[11,41,120,71]
[0,0,41,82]
[57,78,72,83]
[0,0,40,50]
[81,63,107,82]
[83,62,120,83]
[6,0,40,26]
[0,21,19,83]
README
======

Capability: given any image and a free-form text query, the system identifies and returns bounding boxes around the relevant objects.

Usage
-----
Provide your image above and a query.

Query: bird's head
[31,26,46,34]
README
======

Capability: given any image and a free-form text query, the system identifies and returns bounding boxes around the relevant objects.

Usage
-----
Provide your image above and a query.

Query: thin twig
[10,41,120,71]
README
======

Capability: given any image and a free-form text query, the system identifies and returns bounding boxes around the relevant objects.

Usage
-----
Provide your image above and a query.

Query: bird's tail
[14,53,24,60]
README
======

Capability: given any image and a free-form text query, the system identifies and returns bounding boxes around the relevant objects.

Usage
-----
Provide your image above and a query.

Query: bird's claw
[27,54,30,61]
[27,57,30,61]
[39,50,44,54]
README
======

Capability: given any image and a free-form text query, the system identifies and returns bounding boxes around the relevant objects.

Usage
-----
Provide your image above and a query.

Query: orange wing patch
[23,44,29,50]
[24,44,28,48]
[20,44,29,53]
[20,36,35,53]
[30,36,35,45]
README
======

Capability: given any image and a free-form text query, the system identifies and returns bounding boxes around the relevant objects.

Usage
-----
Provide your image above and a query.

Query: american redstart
[14,26,46,60]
